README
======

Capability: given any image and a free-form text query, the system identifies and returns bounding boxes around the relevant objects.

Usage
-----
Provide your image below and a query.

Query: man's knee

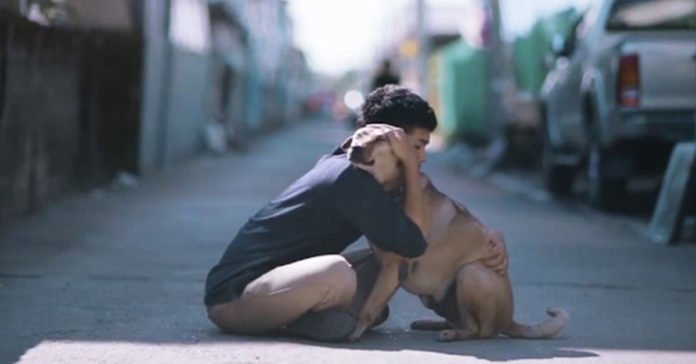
[207,302,237,333]
[342,248,373,266]
[321,256,358,305]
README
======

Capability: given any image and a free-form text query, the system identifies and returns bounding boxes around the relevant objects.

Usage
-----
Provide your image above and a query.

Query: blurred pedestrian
[370,60,400,91]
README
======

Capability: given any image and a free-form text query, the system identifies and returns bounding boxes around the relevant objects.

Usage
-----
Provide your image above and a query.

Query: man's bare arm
[387,131,427,237]
[482,230,509,275]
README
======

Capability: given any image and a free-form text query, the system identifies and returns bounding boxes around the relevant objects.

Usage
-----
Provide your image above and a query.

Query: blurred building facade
[379,1,463,94]
[0,0,310,224]
[380,0,510,145]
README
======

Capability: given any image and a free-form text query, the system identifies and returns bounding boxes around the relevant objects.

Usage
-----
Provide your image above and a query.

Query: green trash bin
[433,40,489,144]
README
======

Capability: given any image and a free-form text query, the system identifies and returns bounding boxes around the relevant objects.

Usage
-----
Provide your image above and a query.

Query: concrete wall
[164,48,209,162]
[0,13,142,223]
[138,0,170,170]
[0,16,82,220]
[138,0,210,171]
[0,0,309,224]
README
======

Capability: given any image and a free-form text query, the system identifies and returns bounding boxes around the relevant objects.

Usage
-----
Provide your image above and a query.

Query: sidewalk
[1,117,696,364]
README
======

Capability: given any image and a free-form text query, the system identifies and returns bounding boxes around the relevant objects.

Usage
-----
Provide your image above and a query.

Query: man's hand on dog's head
[386,130,419,170]
[482,230,509,276]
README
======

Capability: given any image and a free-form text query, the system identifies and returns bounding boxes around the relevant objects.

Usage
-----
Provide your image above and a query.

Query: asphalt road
[1,117,695,364]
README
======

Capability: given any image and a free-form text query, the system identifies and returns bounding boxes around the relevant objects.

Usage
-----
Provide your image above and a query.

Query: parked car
[540,0,696,210]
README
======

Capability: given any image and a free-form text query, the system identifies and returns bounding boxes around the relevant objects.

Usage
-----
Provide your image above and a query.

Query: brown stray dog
[345,124,568,342]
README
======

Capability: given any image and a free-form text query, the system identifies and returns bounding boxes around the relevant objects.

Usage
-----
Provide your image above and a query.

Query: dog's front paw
[349,311,376,341]
[349,324,368,342]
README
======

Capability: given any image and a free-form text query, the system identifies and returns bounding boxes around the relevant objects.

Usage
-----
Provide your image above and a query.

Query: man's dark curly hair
[358,85,437,132]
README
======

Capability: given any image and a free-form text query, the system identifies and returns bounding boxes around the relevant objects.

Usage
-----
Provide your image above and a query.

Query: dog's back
[406,178,568,340]
[396,178,494,300]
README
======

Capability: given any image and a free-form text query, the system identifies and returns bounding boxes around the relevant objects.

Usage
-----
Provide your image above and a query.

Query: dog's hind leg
[438,291,480,341]
[438,308,479,342]
[438,327,478,341]
[438,266,494,342]
[458,264,502,339]
[475,306,499,339]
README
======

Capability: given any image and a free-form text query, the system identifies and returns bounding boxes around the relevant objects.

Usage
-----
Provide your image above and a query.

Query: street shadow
[1,318,598,363]
[199,328,598,362]
[570,184,660,217]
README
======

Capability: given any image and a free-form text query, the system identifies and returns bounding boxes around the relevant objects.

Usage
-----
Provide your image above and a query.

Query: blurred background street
[0,0,695,363]
[2,117,696,364]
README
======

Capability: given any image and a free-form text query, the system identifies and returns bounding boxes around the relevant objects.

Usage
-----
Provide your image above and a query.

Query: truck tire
[587,132,627,211]
[541,104,575,196]
[542,133,575,196]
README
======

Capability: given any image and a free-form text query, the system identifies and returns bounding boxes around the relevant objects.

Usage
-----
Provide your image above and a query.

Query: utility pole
[486,0,508,141]
[416,0,429,97]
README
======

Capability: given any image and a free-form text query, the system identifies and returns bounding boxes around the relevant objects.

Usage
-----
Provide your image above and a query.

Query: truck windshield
[607,0,696,30]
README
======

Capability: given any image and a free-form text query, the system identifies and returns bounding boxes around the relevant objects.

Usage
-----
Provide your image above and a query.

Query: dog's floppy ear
[348,146,374,165]
[340,136,353,151]
[345,123,400,166]
[343,135,374,165]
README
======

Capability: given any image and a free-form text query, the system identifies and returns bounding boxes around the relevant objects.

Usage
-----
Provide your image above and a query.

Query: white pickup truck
[540,0,696,210]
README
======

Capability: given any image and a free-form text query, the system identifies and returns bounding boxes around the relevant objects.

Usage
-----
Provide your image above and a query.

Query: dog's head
[343,124,403,189]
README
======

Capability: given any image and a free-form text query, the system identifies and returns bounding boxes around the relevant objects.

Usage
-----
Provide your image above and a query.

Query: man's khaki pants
[207,248,380,334]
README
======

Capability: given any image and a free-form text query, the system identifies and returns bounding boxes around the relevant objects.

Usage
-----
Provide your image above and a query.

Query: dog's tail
[502,307,568,339]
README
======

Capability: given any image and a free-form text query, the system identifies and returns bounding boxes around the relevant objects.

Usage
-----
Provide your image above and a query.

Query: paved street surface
[2,117,696,364]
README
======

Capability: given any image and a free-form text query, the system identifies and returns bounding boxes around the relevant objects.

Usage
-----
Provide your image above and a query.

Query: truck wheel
[587,139,627,211]
[542,134,575,196]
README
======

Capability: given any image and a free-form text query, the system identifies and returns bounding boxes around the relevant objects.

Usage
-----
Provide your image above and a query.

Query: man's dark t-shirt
[204,149,427,306]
